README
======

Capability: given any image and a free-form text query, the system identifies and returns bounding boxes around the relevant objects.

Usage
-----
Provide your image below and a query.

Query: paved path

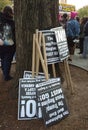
[69,48,88,71]
[0,49,88,71]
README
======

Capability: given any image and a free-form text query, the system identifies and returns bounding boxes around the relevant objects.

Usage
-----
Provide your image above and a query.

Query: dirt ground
[0,63,88,130]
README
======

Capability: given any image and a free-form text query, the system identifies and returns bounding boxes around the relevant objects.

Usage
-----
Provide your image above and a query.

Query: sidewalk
[0,49,88,71]
[69,48,88,71]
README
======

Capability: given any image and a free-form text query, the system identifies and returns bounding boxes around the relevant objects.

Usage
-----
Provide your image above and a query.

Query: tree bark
[13,0,58,82]
[11,0,59,98]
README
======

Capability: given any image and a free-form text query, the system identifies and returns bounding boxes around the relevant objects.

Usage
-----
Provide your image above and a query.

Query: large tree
[78,5,88,18]
[12,0,60,128]
[13,0,59,87]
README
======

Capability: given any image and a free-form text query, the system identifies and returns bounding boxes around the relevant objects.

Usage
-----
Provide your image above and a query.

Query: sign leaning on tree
[41,30,60,64]
[18,77,46,120]
[34,28,73,93]
[18,26,74,126]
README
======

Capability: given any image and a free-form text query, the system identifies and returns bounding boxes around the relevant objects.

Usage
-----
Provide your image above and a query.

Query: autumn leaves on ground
[0,64,88,130]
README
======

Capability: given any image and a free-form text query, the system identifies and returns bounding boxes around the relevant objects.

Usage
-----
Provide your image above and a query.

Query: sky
[67,0,88,10]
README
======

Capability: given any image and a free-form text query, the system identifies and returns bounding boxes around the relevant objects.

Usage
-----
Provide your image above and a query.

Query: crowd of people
[60,11,88,61]
[0,6,88,81]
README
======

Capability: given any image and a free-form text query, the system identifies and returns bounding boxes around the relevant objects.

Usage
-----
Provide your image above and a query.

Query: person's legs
[83,36,88,58]
[78,38,84,54]
[0,55,4,72]
[80,38,84,53]
[67,37,75,61]
[1,53,14,80]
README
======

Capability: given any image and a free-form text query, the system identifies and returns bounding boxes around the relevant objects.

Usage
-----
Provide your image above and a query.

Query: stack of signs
[36,78,69,127]
[51,27,69,61]
[42,31,60,64]
[18,71,69,127]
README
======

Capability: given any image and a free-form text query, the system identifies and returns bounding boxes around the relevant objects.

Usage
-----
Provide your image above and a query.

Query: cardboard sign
[18,78,46,120]
[42,31,60,64]
[51,27,69,61]
[23,71,47,79]
[36,78,69,126]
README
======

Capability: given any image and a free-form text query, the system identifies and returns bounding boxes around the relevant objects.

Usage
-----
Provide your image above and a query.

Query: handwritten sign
[36,78,69,126]
[23,71,48,79]
[42,31,60,64]
[18,78,46,120]
[51,27,69,61]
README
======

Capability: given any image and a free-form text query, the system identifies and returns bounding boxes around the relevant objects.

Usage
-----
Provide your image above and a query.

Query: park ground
[0,63,88,130]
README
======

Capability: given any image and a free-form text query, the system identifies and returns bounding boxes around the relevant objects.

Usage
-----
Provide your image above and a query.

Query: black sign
[18,78,46,120]
[42,31,60,64]
[36,78,69,126]
[23,71,48,79]
[51,27,69,61]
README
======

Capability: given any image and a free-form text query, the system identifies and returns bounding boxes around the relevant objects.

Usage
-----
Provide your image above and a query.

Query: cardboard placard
[51,27,69,61]
[18,78,46,120]
[23,71,49,79]
[36,78,69,126]
[42,31,60,64]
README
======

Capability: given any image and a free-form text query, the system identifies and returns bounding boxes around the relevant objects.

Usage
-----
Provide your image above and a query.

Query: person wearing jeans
[83,20,88,58]
[83,36,88,58]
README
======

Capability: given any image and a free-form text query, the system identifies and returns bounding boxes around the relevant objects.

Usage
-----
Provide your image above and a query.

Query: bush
[0,0,12,12]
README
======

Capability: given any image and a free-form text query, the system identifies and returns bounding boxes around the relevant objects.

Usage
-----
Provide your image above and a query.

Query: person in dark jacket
[0,6,16,81]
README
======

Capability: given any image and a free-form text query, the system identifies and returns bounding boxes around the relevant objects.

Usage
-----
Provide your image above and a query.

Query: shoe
[68,58,72,61]
[4,76,13,81]
[78,52,82,54]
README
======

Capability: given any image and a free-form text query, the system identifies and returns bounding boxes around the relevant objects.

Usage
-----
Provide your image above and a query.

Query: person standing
[78,17,88,54]
[66,11,80,61]
[83,19,88,58]
[0,6,16,81]
[60,13,68,29]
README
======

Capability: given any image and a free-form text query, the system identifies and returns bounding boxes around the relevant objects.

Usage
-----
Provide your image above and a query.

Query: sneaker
[78,52,82,54]
[68,58,72,61]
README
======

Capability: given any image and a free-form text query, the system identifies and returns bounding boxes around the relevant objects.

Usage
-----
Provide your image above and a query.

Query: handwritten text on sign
[51,27,69,61]
[18,78,46,120]
[43,31,60,64]
[36,78,69,126]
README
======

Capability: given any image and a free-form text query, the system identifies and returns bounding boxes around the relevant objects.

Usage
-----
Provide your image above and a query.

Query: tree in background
[78,6,88,18]
[0,0,12,11]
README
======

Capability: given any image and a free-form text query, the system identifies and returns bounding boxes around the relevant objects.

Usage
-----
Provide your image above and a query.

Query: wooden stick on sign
[64,59,74,93]
[52,64,56,78]
[32,34,36,78]
[35,33,49,80]
[35,29,40,76]
[42,33,49,75]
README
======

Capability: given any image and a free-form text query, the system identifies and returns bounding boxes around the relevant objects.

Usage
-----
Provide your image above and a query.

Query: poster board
[33,30,73,93]
[51,26,69,61]
[36,78,69,126]
[23,71,49,79]
[18,78,46,120]
[41,31,60,64]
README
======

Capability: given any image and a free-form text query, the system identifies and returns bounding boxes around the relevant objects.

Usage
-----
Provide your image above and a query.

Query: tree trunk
[13,0,59,86]
[10,0,65,129]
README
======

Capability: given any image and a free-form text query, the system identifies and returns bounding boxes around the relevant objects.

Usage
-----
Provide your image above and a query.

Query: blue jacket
[66,19,80,39]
